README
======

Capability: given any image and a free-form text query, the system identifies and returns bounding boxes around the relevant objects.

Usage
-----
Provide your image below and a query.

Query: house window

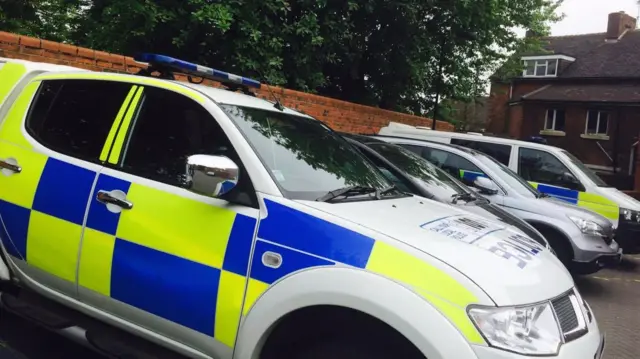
[544,109,565,131]
[585,110,608,135]
[523,59,558,77]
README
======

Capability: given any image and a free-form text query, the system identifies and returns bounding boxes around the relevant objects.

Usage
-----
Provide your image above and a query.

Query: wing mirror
[473,177,499,195]
[184,155,239,198]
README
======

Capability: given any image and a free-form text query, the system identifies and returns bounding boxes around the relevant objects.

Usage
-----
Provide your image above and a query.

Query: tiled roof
[523,83,640,103]
[531,30,640,78]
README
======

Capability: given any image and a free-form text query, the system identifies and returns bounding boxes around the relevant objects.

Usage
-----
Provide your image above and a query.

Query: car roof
[369,133,483,157]
[1,57,88,73]
[380,123,565,153]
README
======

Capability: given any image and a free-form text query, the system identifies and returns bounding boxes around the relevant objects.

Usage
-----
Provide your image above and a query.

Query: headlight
[468,303,562,355]
[620,208,640,223]
[568,216,605,236]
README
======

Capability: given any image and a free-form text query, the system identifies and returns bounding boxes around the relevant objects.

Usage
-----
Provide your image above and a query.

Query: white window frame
[585,110,609,135]
[523,59,559,77]
[544,109,564,131]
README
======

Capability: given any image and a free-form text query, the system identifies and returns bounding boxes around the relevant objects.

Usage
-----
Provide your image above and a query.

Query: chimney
[607,11,637,40]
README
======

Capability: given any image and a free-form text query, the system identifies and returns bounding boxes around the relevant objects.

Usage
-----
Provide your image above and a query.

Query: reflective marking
[100,85,138,162]
[250,240,333,284]
[109,86,144,164]
[0,63,27,107]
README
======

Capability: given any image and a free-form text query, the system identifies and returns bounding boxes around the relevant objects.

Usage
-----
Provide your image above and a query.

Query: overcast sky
[550,0,638,35]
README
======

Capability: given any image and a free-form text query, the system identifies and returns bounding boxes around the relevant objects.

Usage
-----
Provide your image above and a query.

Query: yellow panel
[108,86,144,164]
[78,228,116,296]
[215,271,247,347]
[366,241,477,307]
[116,183,236,268]
[0,81,41,149]
[100,85,138,162]
[0,142,47,208]
[577,192,618,220]
[242,279,269,316]
[528,181,540,189]
[417,289,485,344]
[33,73,205,103]
[27,211,82,282]
[0,63,27,105]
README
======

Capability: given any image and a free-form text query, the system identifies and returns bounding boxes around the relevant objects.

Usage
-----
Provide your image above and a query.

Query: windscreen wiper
[451,192,477,205]
[378,185,399,197]
[316,185,378,202]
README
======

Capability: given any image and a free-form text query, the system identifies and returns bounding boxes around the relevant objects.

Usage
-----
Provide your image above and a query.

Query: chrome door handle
[97,190,133,210]
[0,159,21,173]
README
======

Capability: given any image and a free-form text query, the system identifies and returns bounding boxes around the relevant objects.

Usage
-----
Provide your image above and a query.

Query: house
[487,11,640,181]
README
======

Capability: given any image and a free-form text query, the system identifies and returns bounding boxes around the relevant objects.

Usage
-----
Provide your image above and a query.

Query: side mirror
[184,155,239,198]
[473,177,499,195]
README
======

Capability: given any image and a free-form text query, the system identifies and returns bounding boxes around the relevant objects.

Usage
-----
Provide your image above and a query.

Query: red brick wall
[0,31,453,133]
[486,80,550,137]
[486,82,510,134]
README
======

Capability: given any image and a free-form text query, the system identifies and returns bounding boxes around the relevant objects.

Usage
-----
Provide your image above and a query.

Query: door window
[26,80,133,162]
[450,139,511,166]
[518,147,584,191]
[118,86,237,188]
[413,146,486,187]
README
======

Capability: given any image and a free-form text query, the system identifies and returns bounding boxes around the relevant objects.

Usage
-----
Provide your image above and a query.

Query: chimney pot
[607,11,637,40]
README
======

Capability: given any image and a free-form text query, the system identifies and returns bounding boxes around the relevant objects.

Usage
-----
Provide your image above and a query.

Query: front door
[77,84,259,357]
[0,76,134,298]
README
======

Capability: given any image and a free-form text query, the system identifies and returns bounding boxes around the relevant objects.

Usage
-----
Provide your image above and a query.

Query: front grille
[551,295,579,333]
[551,291,588,342]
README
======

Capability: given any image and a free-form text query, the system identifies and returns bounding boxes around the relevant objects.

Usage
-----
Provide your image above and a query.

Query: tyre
[286,335,423,359]
[537,226,573,267]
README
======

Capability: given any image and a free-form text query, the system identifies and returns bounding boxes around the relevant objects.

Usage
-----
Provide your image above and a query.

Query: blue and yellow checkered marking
[0,199,30,259]
[529,182,619,220]
[459,169,487,182]
[534,183,578,205]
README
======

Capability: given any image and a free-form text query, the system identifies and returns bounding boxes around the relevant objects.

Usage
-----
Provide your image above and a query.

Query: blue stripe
[111,239,219,336]
[257,200,374,268]
[537,184,579,204]
[0,199,30,259]
[222,214,257,276]
[32,158,96,225]
[250,240,334,284]
[86,174,131,235]
[461,171,486,182]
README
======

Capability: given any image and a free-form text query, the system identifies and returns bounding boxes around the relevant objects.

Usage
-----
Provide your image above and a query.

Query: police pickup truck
[0,55,605,359]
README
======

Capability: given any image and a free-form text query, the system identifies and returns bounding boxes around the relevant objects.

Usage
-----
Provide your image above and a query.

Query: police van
[379,122,640,253]
[0,55,604,359]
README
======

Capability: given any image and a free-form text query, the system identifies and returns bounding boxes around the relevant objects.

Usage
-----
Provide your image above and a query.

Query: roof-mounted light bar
[134,53,261,89]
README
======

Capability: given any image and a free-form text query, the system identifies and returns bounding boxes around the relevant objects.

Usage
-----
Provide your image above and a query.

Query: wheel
[537,226,573,267]
[286,335,423,359]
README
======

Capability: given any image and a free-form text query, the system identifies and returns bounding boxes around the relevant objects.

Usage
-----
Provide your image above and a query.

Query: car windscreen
[366,142,475,202]
[474,152,540,198]
[560,150,610,187]
[220,104,394,201]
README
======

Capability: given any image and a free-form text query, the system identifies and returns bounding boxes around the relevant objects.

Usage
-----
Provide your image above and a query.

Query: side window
[450,139,511,166]
[119,87,236,188]
[420,147,484,180]
[399,144,425,156]
[26,80,132,162]
[518,147,583,191]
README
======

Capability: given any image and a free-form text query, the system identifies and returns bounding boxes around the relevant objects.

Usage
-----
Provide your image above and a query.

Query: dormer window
[521,55,575,77]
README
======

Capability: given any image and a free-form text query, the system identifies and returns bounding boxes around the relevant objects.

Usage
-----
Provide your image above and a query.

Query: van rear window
[451,139,511,166]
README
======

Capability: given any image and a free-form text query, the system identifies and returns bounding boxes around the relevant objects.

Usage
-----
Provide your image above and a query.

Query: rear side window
[518,147,584,191]
[27,80,132,162]
[451,139,511,166]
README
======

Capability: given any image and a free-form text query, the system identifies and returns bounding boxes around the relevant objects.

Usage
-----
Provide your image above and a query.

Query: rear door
[0,76,134,298]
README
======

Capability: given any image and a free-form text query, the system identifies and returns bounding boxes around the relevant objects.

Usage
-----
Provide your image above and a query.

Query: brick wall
[0,32,453,133]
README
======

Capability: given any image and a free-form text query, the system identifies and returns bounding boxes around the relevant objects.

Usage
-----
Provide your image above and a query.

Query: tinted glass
[220,105,392,201]
[518,147,584,191]
[121,87,235,187]
[474,152,539,198]
[560,150,609,187]
[450,138,511,165]
[27,80,132,162]
[368,143,474,202]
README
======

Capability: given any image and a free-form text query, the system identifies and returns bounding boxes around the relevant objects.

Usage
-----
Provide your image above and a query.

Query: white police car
[0,55,604,359]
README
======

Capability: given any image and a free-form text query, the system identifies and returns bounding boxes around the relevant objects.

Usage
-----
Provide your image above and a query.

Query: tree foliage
[2,0,563,116]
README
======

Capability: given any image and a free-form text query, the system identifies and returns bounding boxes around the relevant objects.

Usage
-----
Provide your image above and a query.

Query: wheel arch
[234,266,479,359]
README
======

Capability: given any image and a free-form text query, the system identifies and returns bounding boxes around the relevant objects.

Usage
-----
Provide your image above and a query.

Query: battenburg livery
[0,55,605,359]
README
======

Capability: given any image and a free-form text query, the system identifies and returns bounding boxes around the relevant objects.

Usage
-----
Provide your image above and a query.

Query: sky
[550,0,638,35]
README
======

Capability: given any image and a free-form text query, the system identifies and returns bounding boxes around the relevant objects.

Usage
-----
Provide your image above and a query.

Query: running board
[0,290,187,359]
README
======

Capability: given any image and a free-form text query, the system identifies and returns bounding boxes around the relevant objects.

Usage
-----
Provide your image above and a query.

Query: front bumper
[572,239,622,275]
[614,221,640,254]
[471,322,604,359]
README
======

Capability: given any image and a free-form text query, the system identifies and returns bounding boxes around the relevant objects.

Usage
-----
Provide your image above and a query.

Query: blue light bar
[135,53,261,89]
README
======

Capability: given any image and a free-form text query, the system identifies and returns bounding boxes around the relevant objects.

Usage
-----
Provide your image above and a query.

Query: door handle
[0,159,21,174]
[97,190,133,210]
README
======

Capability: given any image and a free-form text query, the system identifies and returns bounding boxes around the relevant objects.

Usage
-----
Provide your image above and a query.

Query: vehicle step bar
[0,290,186,359]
